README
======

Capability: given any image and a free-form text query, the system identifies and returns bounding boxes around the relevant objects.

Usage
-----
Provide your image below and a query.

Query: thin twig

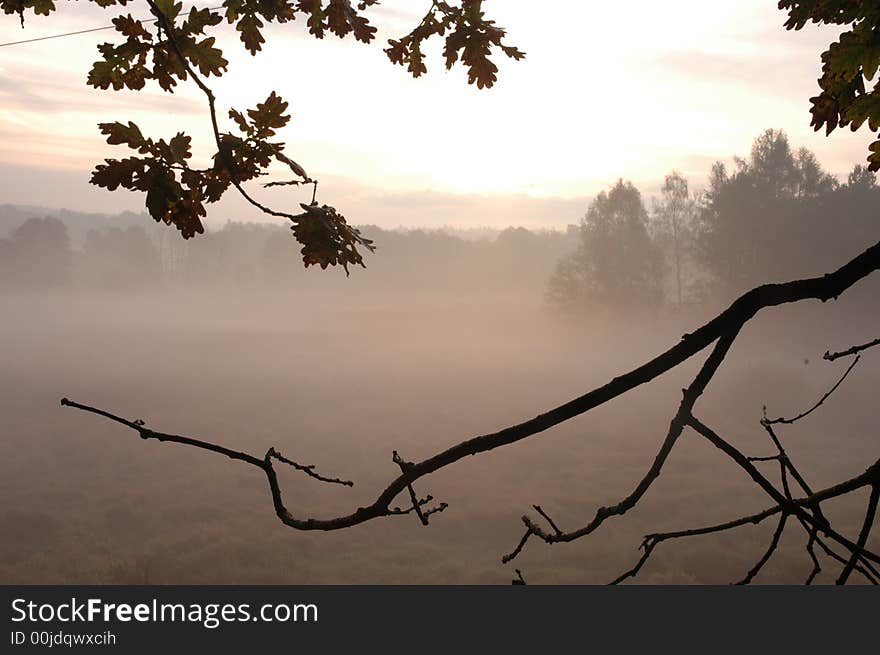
[533,505,562,536]
[686,416,880,566]
[824,337,880,361]
[805,528,821,584]
[763,355,860,426]
[735,513,789,585]
[610,506,782,585]
[268,448,353,487]
[393,451,430,526]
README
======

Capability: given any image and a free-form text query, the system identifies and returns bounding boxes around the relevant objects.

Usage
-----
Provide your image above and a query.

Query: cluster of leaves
[2,0,67,28]
[780,1,880,169]
[91,91,372,270]
[289,202,375,273]
[386,0,525,89]
[6,0,521,270]
[87,2,227,92]
[90,121,208,238]
[90,91,297,237]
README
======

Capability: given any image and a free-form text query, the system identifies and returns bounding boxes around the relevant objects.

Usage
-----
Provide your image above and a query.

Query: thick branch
[504,328,741,563]
[64,241,880,536]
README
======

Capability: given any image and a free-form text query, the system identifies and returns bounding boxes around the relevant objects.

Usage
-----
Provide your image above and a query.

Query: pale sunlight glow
[0,1,873,225]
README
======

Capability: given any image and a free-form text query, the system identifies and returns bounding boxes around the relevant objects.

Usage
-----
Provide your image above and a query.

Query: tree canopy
[547,180,662,312]
[547,129,879,312]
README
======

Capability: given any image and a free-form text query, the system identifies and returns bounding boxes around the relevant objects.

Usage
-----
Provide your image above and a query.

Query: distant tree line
[0,212,575,297]
[548,129,880,313]
[2,129,877,308]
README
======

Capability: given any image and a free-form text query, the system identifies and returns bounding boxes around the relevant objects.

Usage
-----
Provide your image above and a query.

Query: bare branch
[60,397,264,468]
[824,337,880,361]
[503,329,741,562]
[805,528,822,584]
[393,451,431,526]
[267,448,354,487]
[533,505,563,536]
[502,518,538,564]
[609,458,880,585]
[837,484,880,585]
[610,506,782,585]
[736,513,789,585]
[762,355,860,426]
[62,240,880,583]
[686,416,880,566]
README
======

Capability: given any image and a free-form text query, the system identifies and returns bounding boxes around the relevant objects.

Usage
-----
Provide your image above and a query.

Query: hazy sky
[0,1,872,228]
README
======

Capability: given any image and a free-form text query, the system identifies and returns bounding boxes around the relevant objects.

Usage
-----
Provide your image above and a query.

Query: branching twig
[62,241,880,582]
[533,505,562,536]
[805,528,822,584]
[268,448,354,487]
[685,416,880,566]
[762,355,860,426]
[824,337,880,361]
[144,0,317,224]
[735,513,789,585]
[393,450,431,526]
[503,329,741,562]
[610,507,782,585]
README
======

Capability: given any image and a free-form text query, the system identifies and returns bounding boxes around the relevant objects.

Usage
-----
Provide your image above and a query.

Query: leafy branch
[780,0,880,170]
[3,0,524,270]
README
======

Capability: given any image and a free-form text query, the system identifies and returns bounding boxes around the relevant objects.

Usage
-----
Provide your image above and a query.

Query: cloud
[0,62,202,116]
[0,75,62,113]
[647,49,819,99]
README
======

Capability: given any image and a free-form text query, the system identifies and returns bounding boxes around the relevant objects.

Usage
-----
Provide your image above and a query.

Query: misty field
[2,280,878,584]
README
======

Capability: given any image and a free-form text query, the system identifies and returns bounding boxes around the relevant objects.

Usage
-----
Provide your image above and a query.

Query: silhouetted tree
[83,226,161,289]
[1,217,72,288]
[548,180,662,312]
[847,164,878,190]
[652,171,697,307]
[695,130,841,292]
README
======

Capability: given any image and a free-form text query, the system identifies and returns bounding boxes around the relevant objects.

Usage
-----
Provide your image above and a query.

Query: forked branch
[62,239,880,581]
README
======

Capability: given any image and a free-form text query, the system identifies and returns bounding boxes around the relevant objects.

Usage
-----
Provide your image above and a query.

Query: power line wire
[0,24,121,47]
[0,6,223,48]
